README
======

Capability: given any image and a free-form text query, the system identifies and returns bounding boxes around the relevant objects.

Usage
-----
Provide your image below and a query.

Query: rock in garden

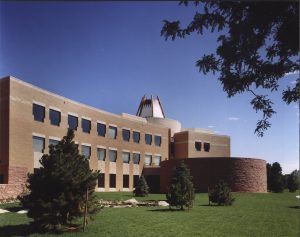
[158,201,169,207]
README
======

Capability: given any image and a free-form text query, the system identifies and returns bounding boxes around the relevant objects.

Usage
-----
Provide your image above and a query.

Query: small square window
[195,141,202,151]
[82,119,91,134]
[154,135,161,147]
[145,134,152,145]
[144,155,152,166]
[204,142,210,152]
[110,174,116,188]
[122,152,130,163]
[98,173,105,188]
[133,153,140,164]
[82,145,91,159]
[68,115,78,130]
[97,148,106,161]
[133,131,140,143]
[122,129,130,142]
[108,126,117,139]
[97,123,106,137]
[49,109,61,126]
[123,174,129,188]
[32,103,45,122]
[109,150,117,162]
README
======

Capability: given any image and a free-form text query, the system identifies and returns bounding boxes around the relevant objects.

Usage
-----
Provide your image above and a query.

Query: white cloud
[208,125,215,128]
[228,117,240,121]
[290,80,297,84]
[285,70,299,76]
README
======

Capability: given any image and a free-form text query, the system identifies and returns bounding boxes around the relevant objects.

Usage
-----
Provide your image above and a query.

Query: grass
[0,191,299,237]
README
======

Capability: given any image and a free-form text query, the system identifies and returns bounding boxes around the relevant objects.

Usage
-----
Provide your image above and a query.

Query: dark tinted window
[109,174,116,188]
[68,115,78,130]
[123,175,129,188]
[133,175,139,188]
[154,135,161,146]
[122,129,130,141]
[82,119,91,133]
[133,153,140,164]
[133,131,140,143]
[49,109,61,126]
[145,134,152,145]
[98,173,105,188]
[195,141,202,151]
[0,174,4,184]
[32,104,45,122]
[97,123,106,137]
[204,142,210,152]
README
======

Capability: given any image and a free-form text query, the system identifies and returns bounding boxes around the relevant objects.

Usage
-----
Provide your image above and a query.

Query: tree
[287,169,299,192]
[133,174,149,197]
[208,180,234,206]
[268,162,284,193]
[161,1,299,136]
[166,161,195,210]
[19,129,100,231]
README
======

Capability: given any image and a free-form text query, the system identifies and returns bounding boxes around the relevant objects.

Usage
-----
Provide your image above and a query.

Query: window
[133,153,140,164]
[204,142,210,152]
[68,115,78,130]
[144,154,152,166]
[122,129,130,142]
[32,136,45,153]
[109,150,117,162]
[108,126,117,139]
[123,175,129,188]
[154,135,161,147]
[152,155,161,166]
[82,145,91,159]
[145,134,152,145]
[97,123,106,137]
[133,131,140,143]
[49,139,59,146]
[0,174,4,184]
[97,148,106,161]
[109,174,116,188]
[82,119,91,133]
[122,152,130,164]
[49,109,61,126]
[32,103,45,122]
[195,141,202,151]
[98,173,105,188]
[133,175,139,188]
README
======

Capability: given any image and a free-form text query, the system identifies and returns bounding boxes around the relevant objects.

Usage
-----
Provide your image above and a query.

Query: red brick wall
[160,157,267,193]
[8,166,28,184]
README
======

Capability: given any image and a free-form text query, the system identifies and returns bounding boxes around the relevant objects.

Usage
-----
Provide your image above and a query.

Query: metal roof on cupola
[136,95,165,119]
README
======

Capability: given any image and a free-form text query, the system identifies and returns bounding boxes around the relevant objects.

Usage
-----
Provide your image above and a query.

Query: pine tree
[208,180,235,206]
[133,174,149,197]
[166,161,195,210]
[287,170,299,192]
[269,162,284,193]
[19,129,100,231]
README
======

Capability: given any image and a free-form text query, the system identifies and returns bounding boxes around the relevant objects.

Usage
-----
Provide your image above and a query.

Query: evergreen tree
[269,162,284,193]
[166,161,195,210]
[287,170,299,192]
[133,175,149,197]
[266,163,271,191]
[208,180,235,206]
[19,129,100,231]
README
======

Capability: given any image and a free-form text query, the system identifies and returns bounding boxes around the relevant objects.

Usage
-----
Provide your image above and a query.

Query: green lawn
[0,192,299,237]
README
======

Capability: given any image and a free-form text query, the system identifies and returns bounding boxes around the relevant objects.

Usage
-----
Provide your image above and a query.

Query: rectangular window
[32,103,45,122]
[133,153,140,164]
[49,139,59,146]
[133,175,139,188]
[68,115,78,130]
[122,152,130,163]
[152,155,161,166]
[133,131,140,143]
[122,129,130,142]
[109,150,117,162]
[97,148,106,161]
[154,135,161,147]
[49,109,61,126]
[98,173,105,188]
[0,174,4,184]
[204,142,210,152]
[123,175,129,188]
[32,136,45,153]
[195,141,202,151]
[108,126,117,139]
[82,145,91,159]
[82,119,91,133]
[109,174,116,188]
[144,154,152,166]
[145,133,152,145]
[97,123,106,137]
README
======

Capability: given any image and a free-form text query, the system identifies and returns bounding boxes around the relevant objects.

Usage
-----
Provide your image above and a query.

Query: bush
[133,175,149,197]
[209,180,235,206]
[166,161,195,210]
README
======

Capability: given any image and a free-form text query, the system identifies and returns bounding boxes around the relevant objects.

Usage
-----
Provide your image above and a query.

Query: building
[0,76,267,199]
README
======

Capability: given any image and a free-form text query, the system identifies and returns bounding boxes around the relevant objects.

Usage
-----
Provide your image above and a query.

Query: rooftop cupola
[136,95,165,118]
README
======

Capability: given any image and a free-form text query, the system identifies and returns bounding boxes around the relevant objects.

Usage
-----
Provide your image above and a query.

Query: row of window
[33,103,162,146]
[98,174,140,189]
[195,141,210,152]
[32,136,161,165]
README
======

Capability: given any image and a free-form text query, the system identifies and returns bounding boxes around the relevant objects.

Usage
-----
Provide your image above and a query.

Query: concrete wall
[160,158,267,193]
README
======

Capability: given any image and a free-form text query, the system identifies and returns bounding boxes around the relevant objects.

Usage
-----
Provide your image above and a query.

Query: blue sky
[0,2,298,174]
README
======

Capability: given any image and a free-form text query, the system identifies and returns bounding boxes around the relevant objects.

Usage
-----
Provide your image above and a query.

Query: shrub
[133,175,149,197]
[209,180,235,206]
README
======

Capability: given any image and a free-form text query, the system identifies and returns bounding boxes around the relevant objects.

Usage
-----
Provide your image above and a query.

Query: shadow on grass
[4,206,23,212]
[288,205,299,209]
[0,224,44,236]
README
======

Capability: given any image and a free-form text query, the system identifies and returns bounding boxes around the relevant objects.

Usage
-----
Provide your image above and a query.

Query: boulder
[124,198,139,205]
[158,201,169,207]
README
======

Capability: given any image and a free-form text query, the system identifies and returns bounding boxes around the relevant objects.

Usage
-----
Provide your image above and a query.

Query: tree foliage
[161,1,299,136]
[19,129,100,231]
[133,174,149,197]
[208,180,234,206]
[266,162,284,193]
[166,161,195,210]
[287,169,299,192]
